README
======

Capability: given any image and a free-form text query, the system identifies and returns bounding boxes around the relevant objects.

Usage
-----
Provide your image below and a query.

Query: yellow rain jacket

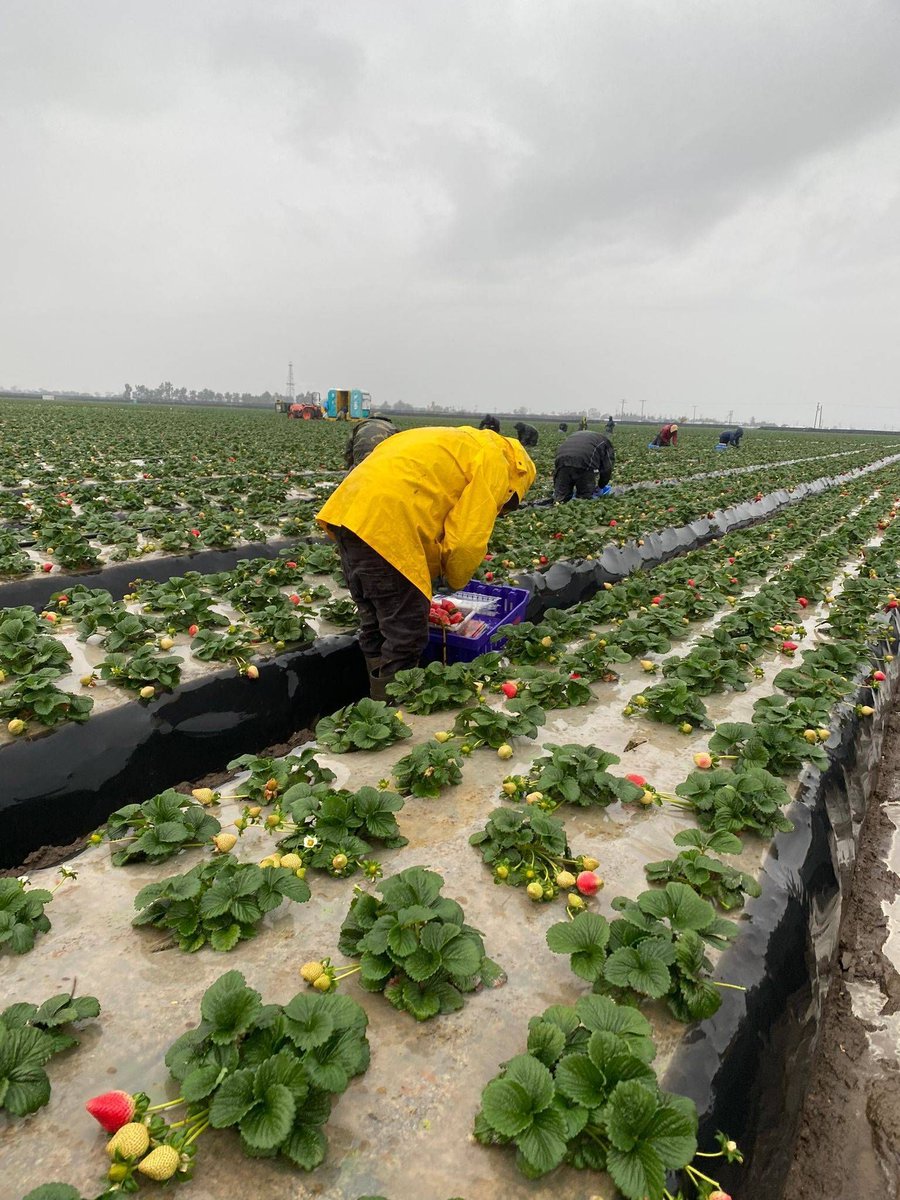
[316,427,536,599]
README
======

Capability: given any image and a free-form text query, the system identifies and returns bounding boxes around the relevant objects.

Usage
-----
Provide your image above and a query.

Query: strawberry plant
[0,609,72,677]
[272,781,407,872]
[190,626,256,662]
[0,877,55,955]
[503,743,645,811]
[97,611,160,653]
[392,741,465,797]
[645,829,763,910]
[102,789,223,865]
[0,670,93,727]
[133,855,311,952]
[625,679,712,730]
[451,697,546,749]
[96,647,183,691]
[474,993,698,1193]
[385,661,479,714]
[661,645,751,695]
[318,597,359,627]
[0,990,100,1117]
[506,666,593,709]
[123,970,371,1175]
[469,807,596,903]
[228,747,335,803]
[557,637,633,682]
[337,866,503,1020]
[547,882,738,1022]
[315,698,413,753]
[673,767,794,837]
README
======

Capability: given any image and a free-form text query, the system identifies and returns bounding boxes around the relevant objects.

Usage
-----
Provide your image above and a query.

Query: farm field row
[5,455,900,1200]
[1,399,897,578]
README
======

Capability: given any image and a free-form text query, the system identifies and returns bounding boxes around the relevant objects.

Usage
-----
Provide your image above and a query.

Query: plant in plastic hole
[624,679,713,731]
[0,990,101,1117]
[392,741,465,797]
[99,790,223,866]
[469,806,600,907]
[451,696,546,750]
[546,882,739,1023]
[501,743,645,811]
[228,748,336,805]
[315,698,413,753]
[672,766,794,838]
[645,830,762,911]
[132,855,311,953]
[336,866,504,1020]
[0,868,76,955]
[0,669,93,727]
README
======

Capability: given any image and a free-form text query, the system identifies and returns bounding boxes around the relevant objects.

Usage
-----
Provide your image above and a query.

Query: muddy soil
[782,710,900,1200]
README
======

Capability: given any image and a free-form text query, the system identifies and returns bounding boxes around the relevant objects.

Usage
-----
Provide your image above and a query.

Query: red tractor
[288,403,323,420]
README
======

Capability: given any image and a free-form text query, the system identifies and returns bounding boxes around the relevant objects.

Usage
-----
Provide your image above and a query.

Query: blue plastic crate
[422,581,530,665]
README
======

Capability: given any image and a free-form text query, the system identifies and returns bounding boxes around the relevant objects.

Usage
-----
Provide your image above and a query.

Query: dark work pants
[553,464,596,502]
[333,528,430,678]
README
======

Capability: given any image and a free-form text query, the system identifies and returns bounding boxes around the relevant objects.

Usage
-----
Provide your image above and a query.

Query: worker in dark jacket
[554,431,615,501]
[514,421,539,448]
[558,422,568,432]
[344,417,397,469]
[605,415,615,434]
[717,427,744,448]
[479,414,501,433]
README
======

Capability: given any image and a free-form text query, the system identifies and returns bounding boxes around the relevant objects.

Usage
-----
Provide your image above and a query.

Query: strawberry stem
[685,1163,721,1188]
[146,1096,186,1113]
[712,980,747,991]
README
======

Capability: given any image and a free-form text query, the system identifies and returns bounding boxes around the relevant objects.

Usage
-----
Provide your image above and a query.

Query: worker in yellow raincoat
[317,427,536,701]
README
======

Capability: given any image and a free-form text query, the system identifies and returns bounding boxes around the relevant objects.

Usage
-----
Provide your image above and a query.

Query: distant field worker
[650,422,679,448]
[317,427,536,700]
[717,427,744,449]
[514,421,539,448]
[344,416,397,469]
[479,414,501,433]
[606,415,615,434]
[553,431,615,502]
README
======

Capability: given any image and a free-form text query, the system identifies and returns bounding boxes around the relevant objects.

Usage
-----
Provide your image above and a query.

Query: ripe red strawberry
[873,670,887,682]
[608,519,617,527]
[570,672,582,680]
[286,560,298,568]
[576,870,601,895]
[484,571,494,581]
[42,562,53,573]
[687,579,695,587]
[539,555,548,564]
[288,593,301,605]
[625,773,647,787]
[797,597,809,608]
[188,624,199,637]
[781,640,798,653]
[86,1090,136,1133]
[190,528,200,537]
[501,681,518,698]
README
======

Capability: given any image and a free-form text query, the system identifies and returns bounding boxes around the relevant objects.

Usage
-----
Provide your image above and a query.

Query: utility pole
[619,398,626,418]
[726,409,733,426]
[640,398,646,422]
[286,362,295,404]
[692,404,697,423]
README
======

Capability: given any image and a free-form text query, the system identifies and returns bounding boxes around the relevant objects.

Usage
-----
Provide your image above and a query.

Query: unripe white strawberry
[212,833,237,853]
[137,1144,180,1181]
[300,961,324,982]
[107,1122,150,1160]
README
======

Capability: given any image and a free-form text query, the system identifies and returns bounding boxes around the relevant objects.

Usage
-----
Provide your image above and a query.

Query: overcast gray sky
[2,0,899,425]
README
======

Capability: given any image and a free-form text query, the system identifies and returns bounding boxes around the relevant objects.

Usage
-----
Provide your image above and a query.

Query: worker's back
[346,418,397,468]
[556,430,609,465]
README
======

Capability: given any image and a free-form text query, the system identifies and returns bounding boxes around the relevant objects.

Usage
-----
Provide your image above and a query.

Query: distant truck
[324,389,371,420]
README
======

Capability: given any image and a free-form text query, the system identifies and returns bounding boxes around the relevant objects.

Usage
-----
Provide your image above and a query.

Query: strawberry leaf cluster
[469,807,587,902]
[132,855,311,952]
[451,697,546,749]
[275,781,407,871]
[315,698,413,753]
[392,741,465,797]
[674,766,794,837]
[228,747,335,803]
[645,829,763,911]
[503,743,644,811]
[164,970,369,1170]
[385,654,505,714]
[473,994,697,1194]
[338,867,502,1020]
[0,877,54,955]
[547,882,738,1023]
[1,992,100,1117]
[104,790,222,865]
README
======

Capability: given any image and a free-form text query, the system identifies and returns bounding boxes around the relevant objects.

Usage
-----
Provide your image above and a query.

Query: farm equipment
[324,389,372,420]
[288,402,324,420]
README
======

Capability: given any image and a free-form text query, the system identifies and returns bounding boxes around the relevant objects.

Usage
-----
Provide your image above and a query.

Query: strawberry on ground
[86,1090,136,1133]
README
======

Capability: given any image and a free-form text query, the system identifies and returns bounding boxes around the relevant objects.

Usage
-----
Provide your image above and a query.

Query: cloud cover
[1,0,899,424]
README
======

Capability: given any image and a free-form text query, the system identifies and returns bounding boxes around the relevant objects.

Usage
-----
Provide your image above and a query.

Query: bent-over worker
[514,421,538,448]
[717,427,744,448]
[344,416,397,469]
[317,427,536,700]
[554,431,615,502]
[479,414,501,433]
[651,422,678,447]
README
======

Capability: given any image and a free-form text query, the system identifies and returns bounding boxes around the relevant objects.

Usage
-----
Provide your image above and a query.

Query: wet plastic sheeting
[0,636,367,869]
[663,619,900,1199]
[0,539,297,610]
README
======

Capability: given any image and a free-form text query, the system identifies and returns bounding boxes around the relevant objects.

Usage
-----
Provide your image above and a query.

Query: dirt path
[783,710,900,1199]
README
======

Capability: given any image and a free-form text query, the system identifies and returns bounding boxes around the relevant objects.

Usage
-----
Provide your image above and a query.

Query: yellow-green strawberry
[107,1122,150,1160]
[137,1144,181,1181]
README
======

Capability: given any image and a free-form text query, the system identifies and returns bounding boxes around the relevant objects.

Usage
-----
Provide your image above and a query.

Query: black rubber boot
[369,670,395,705]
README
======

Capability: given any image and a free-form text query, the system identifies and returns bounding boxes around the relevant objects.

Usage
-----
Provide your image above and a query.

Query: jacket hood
[500,436,537,502]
